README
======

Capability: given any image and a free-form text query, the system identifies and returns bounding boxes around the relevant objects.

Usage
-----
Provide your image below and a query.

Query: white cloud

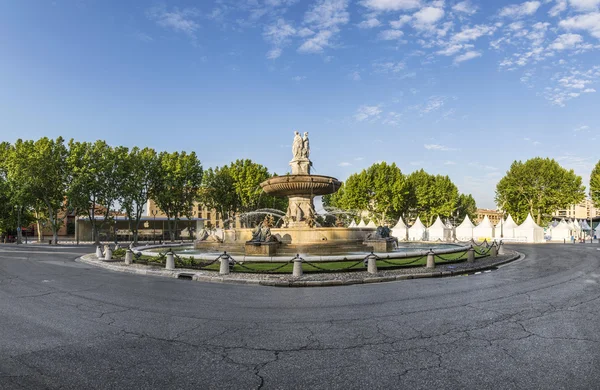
[549,33,584,50]
[454,50,481,63]
[451,24,496,42]
[382,111,402,126]
[349,71,362,81]
[338,162,352,167]
[378,29,404,40]
[297,27,315,37]
[559,12,600,38]
[298,30,334,53]
[390,15,412,29]
[354,105,383,121]
[373,61,405,73]
[299,0,349,54]
[266,48,283,59]
[147,6,200,36]
[292,75,307,82]
[358,18,381,28]
[574,125,590,131]
[452,1,477,15]
[421,96,447,113]
[437,43,473,55]
[304,0,349,29]
[569,0,600,11]
[498,1,541,18]
[424,144,456,151]
[549,0,567,16]
[412,7,445,29]
[361,0,421,11]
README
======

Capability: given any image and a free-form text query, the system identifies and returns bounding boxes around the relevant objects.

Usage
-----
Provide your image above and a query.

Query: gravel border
[77,250,522,287]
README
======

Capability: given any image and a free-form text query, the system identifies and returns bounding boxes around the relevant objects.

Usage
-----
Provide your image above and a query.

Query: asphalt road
[1,243,599,389]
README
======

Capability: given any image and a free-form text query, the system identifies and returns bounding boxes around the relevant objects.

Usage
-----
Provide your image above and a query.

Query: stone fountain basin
[260,174,342,197]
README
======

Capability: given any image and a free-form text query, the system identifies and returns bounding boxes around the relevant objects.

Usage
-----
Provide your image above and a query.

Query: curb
[77,251,523,287]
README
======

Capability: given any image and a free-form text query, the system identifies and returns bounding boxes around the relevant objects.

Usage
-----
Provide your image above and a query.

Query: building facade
[552,198,600,220]
[147,199,240,229]
[475,208,502,225]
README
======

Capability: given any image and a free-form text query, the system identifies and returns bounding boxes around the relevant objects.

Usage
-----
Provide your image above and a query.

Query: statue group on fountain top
[292,131,310,161]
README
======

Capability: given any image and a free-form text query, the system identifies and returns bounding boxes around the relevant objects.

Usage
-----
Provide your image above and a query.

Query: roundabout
[1,243,600,388]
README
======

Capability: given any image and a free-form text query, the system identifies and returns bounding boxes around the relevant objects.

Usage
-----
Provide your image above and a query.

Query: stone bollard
[104,246,112,261]
[96,245,103,259]
[165,251,175,270]
[293,255,303,277]
[124,249,133,265]
[490,244,497,257]
[426,250,435,269]
[219,254,230,275]
[467,247,475,263]
[367,253,378,274]
[115,244,121,250]
[498,241,505,255]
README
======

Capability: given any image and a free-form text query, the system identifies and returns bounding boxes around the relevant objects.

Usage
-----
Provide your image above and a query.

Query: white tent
[549,219,571,241]
[428,216,452,241]
[494,214,518,239]
[455,215,475,241]
[581,220,592,231]
[366,220,377,228]
[473,215,494,241]
[408,217,428,241]
[391,217,408,241]
[595,224,600,237]
[514,213,545,243]
[348,220,357,228]
[357,219,366,228]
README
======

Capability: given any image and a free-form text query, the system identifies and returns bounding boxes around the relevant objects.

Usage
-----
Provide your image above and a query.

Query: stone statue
[250,221,264,242]
[302,132,310,159]
[292,131,303,161]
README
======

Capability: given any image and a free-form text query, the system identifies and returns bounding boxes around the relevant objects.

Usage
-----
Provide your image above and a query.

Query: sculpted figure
[302,132,310,159]
[250,221,263,242]
[292,131,303,160]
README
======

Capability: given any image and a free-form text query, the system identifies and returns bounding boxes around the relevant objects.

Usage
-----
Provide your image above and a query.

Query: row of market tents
[349,214,600,243]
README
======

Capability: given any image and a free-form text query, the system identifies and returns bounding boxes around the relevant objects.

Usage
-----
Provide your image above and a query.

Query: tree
[151,151,203,241]
[406,170,458,226]
[67,140,125,244]
[198,166,238,228]
[456,193,477,222]
[590,160,600,208]
[199,160,286,228]
[495,157,585,225]
[120,147,158,245]
[21,137,69,244]
[325,162,409,225]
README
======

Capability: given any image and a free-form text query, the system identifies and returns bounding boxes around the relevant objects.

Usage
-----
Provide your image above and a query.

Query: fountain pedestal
[245,242,279,256]
[364,238,396,253]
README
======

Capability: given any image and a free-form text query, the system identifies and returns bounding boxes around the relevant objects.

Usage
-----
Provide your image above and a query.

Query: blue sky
[1,0,599,208]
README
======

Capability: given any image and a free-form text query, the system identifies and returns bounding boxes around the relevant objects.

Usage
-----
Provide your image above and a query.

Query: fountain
[194,131,377,256]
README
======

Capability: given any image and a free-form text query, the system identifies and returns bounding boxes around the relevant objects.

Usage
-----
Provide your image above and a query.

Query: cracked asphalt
[1,243,600,389]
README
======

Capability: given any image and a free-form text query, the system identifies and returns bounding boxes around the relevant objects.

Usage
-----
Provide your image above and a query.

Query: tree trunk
[75,217,79,245]
[36,220,42,242]
[16,207,22,245]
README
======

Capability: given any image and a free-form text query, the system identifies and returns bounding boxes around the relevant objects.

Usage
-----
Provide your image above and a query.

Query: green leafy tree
[590,160,600,208]
[20,137,69,244]
[151,151,203,241]
[495,157,585,225]
[325,162,408,225]
[67,140,125,244]
[199,166,238,229]
[120,147,158,245]
[406,170,458,226]
[2,140,37,244]
[456,193,477,222]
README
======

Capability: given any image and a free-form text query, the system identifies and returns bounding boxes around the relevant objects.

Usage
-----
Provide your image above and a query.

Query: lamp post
[152,209,158,244]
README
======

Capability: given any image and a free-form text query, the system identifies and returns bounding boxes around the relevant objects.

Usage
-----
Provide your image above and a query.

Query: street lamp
[152,209,158,244]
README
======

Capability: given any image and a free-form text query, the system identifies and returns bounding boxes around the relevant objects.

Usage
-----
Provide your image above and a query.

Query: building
[475,208,502,225]
[552,198,600,220]
[147,199,241,229]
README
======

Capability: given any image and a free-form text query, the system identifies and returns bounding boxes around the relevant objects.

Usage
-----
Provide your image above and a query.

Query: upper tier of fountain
[260,174,342,197]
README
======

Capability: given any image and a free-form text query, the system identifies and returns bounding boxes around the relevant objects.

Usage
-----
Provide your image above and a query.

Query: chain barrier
[474,246,492,256]
[434,250,469,262]
[303,258,365,272]
[378,254,427,267]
